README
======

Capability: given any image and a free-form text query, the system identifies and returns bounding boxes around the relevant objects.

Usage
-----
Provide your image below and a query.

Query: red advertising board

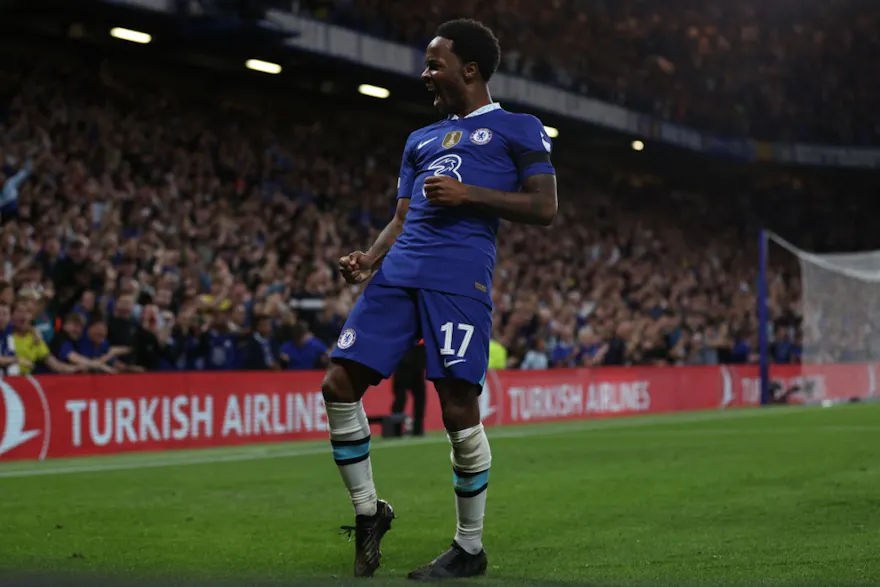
[0,363,875,462]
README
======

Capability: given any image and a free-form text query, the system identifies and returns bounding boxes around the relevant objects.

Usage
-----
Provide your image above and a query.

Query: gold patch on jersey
[442,130,463,149]
[474,282,487,293]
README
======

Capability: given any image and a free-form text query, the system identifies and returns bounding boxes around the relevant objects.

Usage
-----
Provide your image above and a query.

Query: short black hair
[436,19,501,82]
[64,312,85,326]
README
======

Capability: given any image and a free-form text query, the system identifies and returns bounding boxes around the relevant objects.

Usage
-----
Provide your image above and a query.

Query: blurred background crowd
[303,0,880,145]
[1,0,878,376]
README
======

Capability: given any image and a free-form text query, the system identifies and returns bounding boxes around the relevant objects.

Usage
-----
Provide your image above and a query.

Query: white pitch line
[0,406,818,479]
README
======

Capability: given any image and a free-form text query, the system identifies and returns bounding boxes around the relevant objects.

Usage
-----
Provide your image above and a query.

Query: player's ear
[462,61,479,82]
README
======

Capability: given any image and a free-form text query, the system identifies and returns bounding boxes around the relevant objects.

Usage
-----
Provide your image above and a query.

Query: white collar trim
[450,102,501,120]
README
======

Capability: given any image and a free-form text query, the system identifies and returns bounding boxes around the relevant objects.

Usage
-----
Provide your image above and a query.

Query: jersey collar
[449,102,502,120]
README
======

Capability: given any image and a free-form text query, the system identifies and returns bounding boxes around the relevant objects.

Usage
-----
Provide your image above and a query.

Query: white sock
[448,423,491,555]
[326,401,378,517]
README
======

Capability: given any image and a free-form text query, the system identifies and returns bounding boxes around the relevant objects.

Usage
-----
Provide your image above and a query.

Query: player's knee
[321,363,358,404]
[437,380,481,432]
[322,360,376,404]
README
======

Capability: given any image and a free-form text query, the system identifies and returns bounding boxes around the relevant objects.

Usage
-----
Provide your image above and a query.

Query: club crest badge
[337,328,357,350]
[470,128,492,145]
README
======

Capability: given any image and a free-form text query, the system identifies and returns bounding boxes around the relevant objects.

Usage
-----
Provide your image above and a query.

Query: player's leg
[408,291,491,581]
[323,284,418,577]
[390,360,408,421]
[410,345,427,436]
[322,359,383,516]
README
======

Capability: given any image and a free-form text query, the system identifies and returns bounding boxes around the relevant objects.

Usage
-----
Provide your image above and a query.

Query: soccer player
[322,18,557,580]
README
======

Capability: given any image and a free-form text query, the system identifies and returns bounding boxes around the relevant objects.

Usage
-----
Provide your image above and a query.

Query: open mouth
[426,83,441,108]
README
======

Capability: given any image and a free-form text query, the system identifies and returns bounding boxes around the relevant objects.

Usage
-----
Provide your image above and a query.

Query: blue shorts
[330,284,490,385]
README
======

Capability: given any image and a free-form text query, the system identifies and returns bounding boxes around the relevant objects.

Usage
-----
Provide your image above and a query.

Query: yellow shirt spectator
[11,331,50,375]
[488,339,507,370]
[199,294,231,312]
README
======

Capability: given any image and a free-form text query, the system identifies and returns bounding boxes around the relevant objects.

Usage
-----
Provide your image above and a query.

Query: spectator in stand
[153,287,176,323]
[202,308,240,371]
[8,300,78,375]
[51,313,121,374]
[53,236,91,319]
[133,304,173,371]
[551,328,578,368]
[73,290,97,325]
[0,155,32,218]
[770,325,795,364]
[241,314,280,371]
[700,321,731,365]
[0,282,13,307]
[312,300,346,347]
[640,326,673,367]
[280,323,328,371]
[487,327,508,371]
[78,320,121,373]
[0,301,31,375]
[576,327,608,367]
[17,286,54,344]
[107,294,141,370]
[34,236,62,284]
[169,308,206,371]
[668,330,694,366]
[731,331,761,365]
[520,339,549,370]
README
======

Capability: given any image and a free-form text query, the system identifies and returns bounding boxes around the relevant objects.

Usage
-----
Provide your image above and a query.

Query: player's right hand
[339,251,375,284]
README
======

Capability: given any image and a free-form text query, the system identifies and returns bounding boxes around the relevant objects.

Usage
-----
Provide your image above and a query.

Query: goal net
[766,233,879,403]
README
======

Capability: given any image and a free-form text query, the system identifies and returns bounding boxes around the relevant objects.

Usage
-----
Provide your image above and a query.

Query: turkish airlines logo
[479,371,500,424]
[0,377,51,461]
[720,366,734,408]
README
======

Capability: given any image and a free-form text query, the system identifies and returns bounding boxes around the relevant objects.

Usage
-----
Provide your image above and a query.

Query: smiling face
[421,37,475,116]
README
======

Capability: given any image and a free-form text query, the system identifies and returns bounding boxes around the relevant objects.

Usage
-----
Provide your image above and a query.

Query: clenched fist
[424,175,469,207]
[338,251,376,284]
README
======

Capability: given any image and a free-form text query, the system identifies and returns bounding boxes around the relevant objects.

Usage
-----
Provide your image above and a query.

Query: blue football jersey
[372,103,556,306]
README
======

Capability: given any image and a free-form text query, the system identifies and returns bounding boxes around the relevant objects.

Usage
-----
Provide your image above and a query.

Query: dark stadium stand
[307,0,880,144]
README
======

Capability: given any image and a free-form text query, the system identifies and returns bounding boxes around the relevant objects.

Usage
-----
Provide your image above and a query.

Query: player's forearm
[366,217,405,265]
[465,180,557,226]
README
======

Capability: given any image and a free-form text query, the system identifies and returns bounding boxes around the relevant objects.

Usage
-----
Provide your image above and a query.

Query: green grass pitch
[1,404,878,587]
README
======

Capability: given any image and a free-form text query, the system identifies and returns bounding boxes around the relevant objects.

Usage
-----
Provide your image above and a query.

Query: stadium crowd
[304,0,880,145]
[3,41,875,377]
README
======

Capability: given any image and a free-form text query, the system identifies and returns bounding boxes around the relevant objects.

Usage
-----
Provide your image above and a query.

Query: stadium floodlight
[632,140,645,151]
[358,84,390,99]
[110,27,151,44]
[246,59,282,74]
[543,126,559,138]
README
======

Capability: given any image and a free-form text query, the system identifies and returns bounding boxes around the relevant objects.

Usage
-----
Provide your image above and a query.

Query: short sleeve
[508,115,556,183]
[34,337,50,362]
[396,136,416,200]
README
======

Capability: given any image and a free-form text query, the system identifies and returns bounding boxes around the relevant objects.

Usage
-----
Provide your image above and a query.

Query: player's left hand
[424,175,468,207]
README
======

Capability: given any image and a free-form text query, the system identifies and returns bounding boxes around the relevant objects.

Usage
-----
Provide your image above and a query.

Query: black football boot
[408,541,487,581]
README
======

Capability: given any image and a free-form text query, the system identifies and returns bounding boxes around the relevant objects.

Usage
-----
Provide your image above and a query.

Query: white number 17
[440,322,474,358]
